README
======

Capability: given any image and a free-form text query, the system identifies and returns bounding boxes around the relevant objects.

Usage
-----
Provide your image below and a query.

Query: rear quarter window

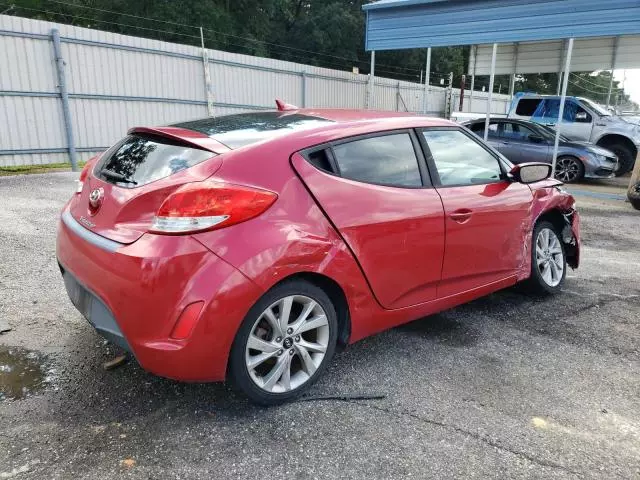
[515,98,543,116]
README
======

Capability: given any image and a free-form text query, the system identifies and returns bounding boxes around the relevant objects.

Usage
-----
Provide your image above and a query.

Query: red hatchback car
[57,106,580,404]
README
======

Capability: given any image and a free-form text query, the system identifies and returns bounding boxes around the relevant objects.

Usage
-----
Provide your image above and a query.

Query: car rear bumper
[56,204,263,382]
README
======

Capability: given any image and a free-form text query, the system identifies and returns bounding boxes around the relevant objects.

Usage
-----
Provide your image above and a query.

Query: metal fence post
[396,82,400,111]
[51,28,78,171]
[365,50,375,109]
[200,27,215,116]
[301,71,307,107]
[422,47,431,114]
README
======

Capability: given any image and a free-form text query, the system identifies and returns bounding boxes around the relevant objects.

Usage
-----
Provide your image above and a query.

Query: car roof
[515,94,579,101]
[464,117,533,125]
[172,109,457,151]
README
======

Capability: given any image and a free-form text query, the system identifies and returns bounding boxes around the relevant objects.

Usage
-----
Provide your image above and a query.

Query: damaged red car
[56,105,580,404]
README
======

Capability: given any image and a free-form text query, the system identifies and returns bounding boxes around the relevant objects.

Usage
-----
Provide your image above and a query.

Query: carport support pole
[508,43,519,101]
[422,47,431,114]
[366,50,375,109]
[483,43,498,141]
[51,28,78,172]
[552,38,574,174]
[606,37,619,108]
[469,45,476,113]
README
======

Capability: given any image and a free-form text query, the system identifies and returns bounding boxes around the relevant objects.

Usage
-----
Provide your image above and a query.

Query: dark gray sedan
[463,118,618,183]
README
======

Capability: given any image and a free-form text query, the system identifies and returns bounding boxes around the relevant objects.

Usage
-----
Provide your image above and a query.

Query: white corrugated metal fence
[0,15,512,167]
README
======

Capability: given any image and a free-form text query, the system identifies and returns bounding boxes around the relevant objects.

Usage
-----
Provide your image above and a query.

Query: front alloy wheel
[527,220,567,294]
[229,280,338,405]
[554,156,584,183]
[535,227,565,287]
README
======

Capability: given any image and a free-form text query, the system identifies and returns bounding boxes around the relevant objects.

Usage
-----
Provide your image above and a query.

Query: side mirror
[528,134,544,144]
[510,163,552,184]
[575,111,589,122]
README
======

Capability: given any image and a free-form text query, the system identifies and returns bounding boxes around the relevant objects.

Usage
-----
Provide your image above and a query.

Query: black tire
[228,279,338,405]
[606,143,635,176]
[526,220,567,294]
[554,156,585,183]
[628,181,640,211]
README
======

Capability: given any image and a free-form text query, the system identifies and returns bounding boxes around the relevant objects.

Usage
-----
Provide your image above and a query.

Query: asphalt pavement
[1,172,639,479]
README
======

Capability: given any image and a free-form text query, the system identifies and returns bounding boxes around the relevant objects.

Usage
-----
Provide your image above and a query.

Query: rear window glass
[173,112,333,149]
[95,134,214,188]
[515,98,543,116]
[332,133,422,187]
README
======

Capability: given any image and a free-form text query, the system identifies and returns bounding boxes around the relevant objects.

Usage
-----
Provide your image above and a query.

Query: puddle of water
[0,345,48,401]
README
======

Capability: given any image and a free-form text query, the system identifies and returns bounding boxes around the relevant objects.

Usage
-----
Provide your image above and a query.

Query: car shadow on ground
[45,276,638,427]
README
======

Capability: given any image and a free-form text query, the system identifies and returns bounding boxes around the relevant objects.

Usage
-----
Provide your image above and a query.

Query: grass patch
[0,162,86,176]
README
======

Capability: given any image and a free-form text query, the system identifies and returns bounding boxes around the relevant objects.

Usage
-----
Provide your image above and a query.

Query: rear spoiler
[128,126,231,154]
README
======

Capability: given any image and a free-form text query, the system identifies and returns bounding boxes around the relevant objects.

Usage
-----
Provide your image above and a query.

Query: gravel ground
[1,172,639,479]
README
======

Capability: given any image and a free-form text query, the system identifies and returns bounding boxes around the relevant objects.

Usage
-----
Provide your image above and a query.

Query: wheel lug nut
[275,337,282,343]
[286,327,293,334]
[277,349,283,356]
[295,335,300,342]
[289,349,294,355]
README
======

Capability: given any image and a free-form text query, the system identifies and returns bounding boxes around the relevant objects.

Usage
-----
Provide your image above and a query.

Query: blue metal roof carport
[362,0,640,175]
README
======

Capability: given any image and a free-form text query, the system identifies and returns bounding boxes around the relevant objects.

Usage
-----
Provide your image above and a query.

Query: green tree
[5,0,635,108]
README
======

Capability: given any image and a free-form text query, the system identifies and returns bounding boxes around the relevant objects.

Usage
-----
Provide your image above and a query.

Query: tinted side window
[564,102,592,123]
[332,133,422,187]
[515,98,543,116]
[422,130,502,186]
[501,122,536,141]
[469,122,498,138]
[533,99,591,123]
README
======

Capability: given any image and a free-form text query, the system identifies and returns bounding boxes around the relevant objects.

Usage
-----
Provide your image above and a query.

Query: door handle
[449,209,472,223]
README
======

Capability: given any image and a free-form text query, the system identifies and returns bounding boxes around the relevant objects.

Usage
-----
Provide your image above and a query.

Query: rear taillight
[150,181,277,234]
[76,161,93,194]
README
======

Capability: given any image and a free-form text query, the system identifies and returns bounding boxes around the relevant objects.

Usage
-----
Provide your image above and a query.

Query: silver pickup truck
[508,94,640,174]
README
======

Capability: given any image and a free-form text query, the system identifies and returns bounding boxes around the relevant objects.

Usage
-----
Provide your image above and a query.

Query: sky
[614,69,640,107]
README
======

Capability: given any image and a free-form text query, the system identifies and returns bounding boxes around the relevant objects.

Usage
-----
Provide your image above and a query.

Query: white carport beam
[552,38,574,174]
[484,43,498,141]
[366,51,375,109]
[422,47,431,114]
[606,36,620,108]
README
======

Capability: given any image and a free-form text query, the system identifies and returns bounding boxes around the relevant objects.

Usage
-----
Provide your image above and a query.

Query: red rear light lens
[150,181,277,234]
[76,160,94,194]
[170,301,204,340]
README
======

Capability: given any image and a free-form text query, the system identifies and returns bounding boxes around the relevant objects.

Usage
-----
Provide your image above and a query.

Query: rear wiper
[101,169,137,185]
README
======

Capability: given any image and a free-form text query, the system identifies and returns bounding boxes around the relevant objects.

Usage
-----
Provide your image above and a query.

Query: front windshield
[535,124,571,142]
[579,98,611,116]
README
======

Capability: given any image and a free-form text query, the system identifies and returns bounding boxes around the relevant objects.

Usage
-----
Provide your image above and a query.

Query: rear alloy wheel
[229,280,337,405]
[554,156,584,183]
[527,221,567,294]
